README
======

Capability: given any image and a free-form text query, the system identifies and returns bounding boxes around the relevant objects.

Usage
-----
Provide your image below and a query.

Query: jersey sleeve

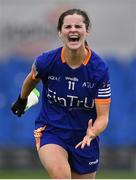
[32,52,50,80]
[95,68,111,104]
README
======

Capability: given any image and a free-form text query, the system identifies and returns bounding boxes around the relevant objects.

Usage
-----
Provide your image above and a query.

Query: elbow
[103,116,109,130]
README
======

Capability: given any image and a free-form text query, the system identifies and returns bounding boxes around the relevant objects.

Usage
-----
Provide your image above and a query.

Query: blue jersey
[33,47,111,130]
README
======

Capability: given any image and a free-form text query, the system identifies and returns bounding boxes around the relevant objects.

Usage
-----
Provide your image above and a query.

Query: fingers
[75,136,92,149]
[88,119,93,128]
[86,137,91,146]
[75,119,94,149]
[75,141,83,149]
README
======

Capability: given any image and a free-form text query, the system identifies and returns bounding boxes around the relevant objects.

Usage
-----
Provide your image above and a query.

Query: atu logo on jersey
[82,82,95,89]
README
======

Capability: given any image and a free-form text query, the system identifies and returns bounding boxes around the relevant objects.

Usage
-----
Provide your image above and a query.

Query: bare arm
[75,102,110,149]
[20,66,40,99]
[11,65,40,117]
[90,103,110,136]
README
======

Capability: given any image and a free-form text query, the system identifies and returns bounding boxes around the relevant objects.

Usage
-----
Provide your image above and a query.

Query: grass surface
[0,169,136,179]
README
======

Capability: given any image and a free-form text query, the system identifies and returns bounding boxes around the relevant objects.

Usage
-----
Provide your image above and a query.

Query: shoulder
[33,47,62,75]
[35,47,62,64]
[89,50,109,73]
[91,50,108,69]
[87,50,109,81]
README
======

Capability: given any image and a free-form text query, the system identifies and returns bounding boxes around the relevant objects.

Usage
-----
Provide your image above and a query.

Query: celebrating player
[11,8,111,179]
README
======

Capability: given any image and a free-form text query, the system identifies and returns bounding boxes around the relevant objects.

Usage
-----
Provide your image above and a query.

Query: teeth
[69,34,79,38]
[70,35,78,38]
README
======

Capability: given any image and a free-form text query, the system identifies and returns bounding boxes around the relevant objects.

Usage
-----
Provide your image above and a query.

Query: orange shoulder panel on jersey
[61,47,65,63]
[95,98,111,104]
[83,47,91,65]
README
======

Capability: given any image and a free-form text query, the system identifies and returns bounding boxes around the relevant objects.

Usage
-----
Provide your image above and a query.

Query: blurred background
[0,0,136,178]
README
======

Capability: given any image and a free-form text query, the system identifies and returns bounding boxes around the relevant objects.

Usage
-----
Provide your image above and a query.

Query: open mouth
[68,35,80,42]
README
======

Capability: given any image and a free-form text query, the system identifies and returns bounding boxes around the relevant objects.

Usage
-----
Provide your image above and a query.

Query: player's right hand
[11,95,27,117]
[75,119,96,149]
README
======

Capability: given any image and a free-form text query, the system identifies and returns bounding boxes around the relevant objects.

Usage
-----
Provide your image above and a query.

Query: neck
[63,46,88,68]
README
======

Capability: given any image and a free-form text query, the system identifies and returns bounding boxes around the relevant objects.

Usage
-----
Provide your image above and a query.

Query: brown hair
[57,8,91,32]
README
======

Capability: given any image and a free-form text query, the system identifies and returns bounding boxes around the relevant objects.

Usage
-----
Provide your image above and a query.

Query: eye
[75,25,82,29]
[64,25,71,29]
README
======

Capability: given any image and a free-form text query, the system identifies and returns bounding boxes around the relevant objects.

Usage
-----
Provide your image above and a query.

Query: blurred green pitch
[0,169,136,179]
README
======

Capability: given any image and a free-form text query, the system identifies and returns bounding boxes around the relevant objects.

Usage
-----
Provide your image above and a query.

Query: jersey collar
[61,47,91,65]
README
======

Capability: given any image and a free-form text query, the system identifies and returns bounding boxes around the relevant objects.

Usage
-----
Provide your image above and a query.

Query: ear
[58,31,62,38]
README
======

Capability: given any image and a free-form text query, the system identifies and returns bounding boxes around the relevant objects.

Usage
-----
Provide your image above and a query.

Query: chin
[67,43,82,50]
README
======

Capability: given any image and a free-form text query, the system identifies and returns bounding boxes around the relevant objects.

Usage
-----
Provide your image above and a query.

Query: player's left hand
[11,95,27,117]
[75,119,96,149]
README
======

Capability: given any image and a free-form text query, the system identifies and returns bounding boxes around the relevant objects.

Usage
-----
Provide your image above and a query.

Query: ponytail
[85,40,88,47]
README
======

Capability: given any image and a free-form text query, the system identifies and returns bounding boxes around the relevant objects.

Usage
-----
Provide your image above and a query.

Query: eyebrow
[63,24,83,27]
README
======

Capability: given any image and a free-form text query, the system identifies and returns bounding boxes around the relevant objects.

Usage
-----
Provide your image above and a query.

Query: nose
[70,25,77,31]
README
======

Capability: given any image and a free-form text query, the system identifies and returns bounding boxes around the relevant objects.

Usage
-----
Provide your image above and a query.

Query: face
[58,14,89,50]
